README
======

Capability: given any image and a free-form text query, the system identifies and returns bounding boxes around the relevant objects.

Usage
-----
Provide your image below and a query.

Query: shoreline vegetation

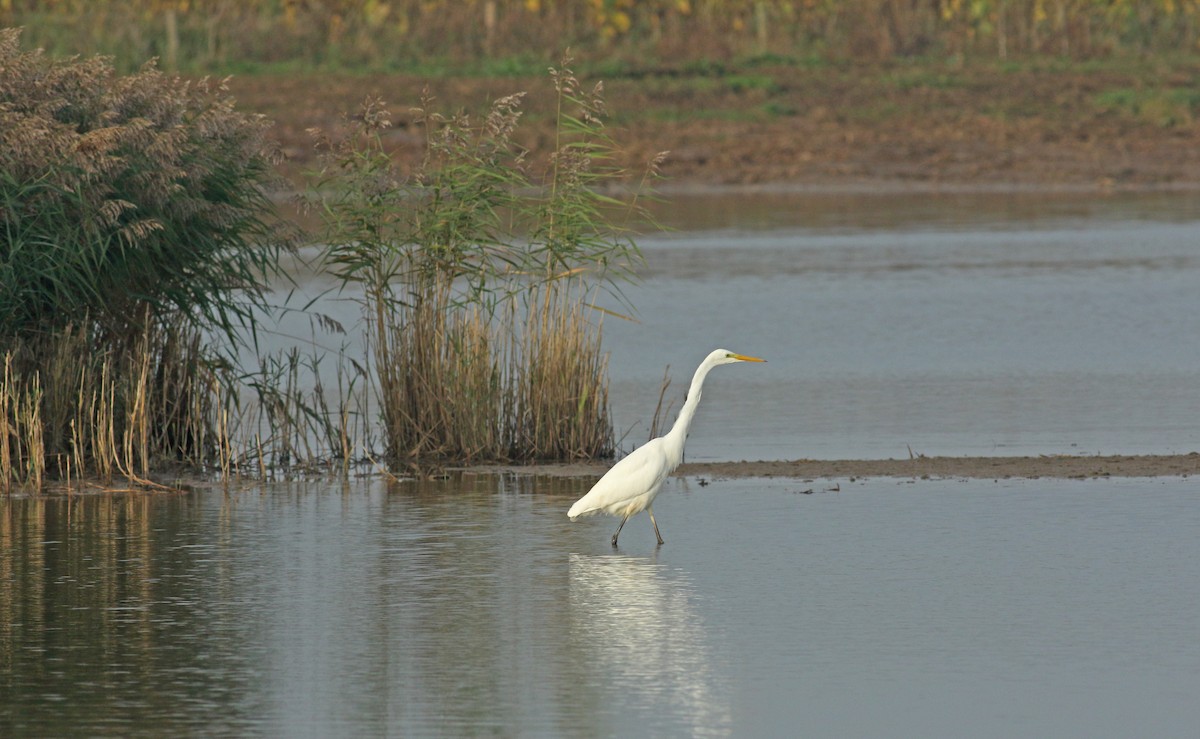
[4,4,1200,491]
[2,30,663,493]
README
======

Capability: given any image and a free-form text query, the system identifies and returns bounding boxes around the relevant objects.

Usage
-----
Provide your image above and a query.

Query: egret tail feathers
[567,499,594,520]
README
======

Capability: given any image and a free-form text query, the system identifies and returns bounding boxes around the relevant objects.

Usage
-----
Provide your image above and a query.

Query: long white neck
[661,357,718,467]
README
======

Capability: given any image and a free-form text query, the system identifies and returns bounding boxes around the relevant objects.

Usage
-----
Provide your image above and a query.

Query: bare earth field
[232,64,1200,480]
[228,61,1200,191]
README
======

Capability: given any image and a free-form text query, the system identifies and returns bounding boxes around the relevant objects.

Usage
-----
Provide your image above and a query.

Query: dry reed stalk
[254,432,265,480]
[119,330,153,482]
[648,366,675,441]
[218,404,233,482]
[95,363,116,482]
[1,356,12,492]
[22,374,44,492]
[332,356,369,471]
[71,366,88,479]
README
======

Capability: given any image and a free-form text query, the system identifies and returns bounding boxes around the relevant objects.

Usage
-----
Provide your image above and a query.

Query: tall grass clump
[0,29,291,491]
[312,58,660,466]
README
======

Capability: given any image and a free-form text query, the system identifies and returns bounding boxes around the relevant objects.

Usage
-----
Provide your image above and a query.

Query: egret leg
[611,516,629,547]
[647,507,665,546]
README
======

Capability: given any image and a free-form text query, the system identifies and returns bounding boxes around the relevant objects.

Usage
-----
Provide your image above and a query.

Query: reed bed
[0,324,210,492]
[0,325,374,493]
[371,284,615,465]
[0,30,321,493]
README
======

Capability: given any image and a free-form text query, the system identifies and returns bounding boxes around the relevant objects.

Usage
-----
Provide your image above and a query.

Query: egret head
[709,348,766,366]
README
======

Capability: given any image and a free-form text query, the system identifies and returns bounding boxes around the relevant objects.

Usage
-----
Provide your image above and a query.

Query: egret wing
[567,439,673,519]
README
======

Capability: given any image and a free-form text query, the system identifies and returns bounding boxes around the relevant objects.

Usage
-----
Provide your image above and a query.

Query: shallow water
[270,190,1200,462]
[4,476,1199,737]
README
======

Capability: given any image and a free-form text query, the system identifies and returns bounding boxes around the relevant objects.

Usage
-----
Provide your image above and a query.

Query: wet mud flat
[473,453,1200,481]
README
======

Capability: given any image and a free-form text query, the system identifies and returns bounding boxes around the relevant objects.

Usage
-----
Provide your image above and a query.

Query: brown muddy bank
[472,453,1200,481]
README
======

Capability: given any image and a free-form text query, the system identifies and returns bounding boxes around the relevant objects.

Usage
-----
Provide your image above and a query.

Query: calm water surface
[605,190,1200,460]
[3,476,1199,737]
[7,192,1197,737]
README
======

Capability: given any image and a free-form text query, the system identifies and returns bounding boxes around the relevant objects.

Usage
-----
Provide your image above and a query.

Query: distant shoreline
[470,453,1200,480]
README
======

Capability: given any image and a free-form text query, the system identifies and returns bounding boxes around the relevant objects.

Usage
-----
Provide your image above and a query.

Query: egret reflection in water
[568,553,732,737]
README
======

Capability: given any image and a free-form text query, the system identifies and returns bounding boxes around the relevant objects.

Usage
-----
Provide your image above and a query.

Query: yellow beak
[732,353,766,363]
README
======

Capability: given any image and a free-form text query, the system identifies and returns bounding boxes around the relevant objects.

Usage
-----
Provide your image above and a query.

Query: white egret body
[567,349,765,546]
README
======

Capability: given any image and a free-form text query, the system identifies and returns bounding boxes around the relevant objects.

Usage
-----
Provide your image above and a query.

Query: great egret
[568,348,766,546]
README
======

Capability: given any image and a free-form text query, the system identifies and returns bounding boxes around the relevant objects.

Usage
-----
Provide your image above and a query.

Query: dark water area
[3,476,1199,737]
